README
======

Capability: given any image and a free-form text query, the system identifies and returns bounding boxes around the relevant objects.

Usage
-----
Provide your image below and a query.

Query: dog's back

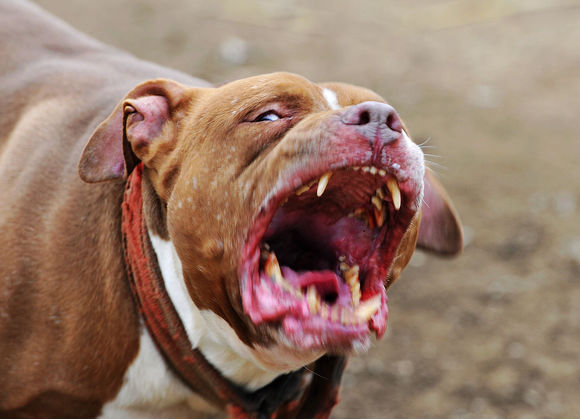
[0,1,203,415]
[0,2,462,417]
[0,0,203,148]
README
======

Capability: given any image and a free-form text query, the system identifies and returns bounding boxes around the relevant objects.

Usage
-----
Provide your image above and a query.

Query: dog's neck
[124,164,304,389]
[148,232,294,390]
[120,164,318,415]
[134,170,325,389]
[144,235,347,418]
[122,164,347,417]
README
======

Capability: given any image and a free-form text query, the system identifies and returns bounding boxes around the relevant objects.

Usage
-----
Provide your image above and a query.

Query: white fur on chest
[103,232,314,415]
[100,329,215,418]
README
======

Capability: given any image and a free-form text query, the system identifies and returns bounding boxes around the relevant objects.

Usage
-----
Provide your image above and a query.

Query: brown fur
[0,1,208,414]
[0,0,461,416]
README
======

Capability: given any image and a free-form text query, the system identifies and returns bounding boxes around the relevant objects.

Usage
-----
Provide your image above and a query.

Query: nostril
[358,111,370,125]
[386,112,402,133]
[341,101,403,135]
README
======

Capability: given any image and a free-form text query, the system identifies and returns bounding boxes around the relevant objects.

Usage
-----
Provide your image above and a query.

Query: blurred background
[35,0,579,417]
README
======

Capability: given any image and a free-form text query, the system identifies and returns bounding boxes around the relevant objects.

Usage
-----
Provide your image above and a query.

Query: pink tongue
[281,267,340,296]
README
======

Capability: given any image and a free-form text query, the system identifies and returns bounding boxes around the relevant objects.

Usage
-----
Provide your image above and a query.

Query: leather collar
[121,163,345,418]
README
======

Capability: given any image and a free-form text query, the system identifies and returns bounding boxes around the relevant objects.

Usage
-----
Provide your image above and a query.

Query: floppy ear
[417,171,463,255]
[79,79,189,183]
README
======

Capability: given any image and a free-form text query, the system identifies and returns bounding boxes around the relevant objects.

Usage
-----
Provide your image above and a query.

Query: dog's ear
[79,79,190,183]
[417,171,463,255]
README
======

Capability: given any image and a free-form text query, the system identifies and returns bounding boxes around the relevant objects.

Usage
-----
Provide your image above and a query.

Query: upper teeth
[295,167,402,214]
[316,171,333,197]
[386,177,401,210]
[371,195,383,211]
[295,184,310,196]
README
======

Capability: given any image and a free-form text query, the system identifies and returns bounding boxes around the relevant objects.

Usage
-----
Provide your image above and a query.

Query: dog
[0,1,462,417]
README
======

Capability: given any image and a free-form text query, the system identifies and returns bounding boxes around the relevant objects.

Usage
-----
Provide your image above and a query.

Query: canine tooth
[317,171,333,197]
[371,195,383,211]
[376,187,385,200]
[351,282,361,307]
[307,286,319,314]
[295,184,310,196]
[379,169,386,177]
[264,252,281,279]
[369,166,377,175]
[344,265,359,286]
[373,205,386,228]
[386,177,401,210]
[362,166,370,173]
[344,265,361,306]
[355,295,381,322]
[264,252,294,292]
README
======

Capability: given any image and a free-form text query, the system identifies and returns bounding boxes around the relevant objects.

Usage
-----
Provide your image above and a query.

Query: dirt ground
[35,0,580,417]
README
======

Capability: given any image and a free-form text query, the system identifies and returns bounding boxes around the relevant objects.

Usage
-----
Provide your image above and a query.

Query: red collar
[121,163,345,418]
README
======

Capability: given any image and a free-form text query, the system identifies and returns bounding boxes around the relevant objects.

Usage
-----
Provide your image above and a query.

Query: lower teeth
[262,250,377,325]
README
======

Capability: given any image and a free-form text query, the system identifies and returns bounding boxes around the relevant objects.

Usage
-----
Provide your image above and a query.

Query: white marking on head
[322,88,341,110]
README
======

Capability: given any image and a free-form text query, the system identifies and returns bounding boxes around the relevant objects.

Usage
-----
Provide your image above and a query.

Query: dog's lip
[239,153,422,350]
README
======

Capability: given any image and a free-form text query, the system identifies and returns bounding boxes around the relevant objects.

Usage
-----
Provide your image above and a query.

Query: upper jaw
[238,123,424,352]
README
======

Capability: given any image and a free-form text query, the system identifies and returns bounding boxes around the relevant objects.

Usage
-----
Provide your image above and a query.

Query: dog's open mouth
[241,163,421,350]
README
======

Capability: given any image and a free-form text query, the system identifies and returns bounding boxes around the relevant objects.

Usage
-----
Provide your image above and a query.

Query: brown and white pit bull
[0,1,463,418]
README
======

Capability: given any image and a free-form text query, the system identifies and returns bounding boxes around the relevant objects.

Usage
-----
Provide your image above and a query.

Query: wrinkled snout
[341,101,403,148]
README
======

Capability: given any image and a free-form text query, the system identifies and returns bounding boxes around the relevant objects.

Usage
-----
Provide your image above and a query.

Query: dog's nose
[341,101,402,145]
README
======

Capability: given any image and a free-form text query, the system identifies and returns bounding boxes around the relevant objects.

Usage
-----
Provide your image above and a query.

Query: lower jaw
[281,316,373,352]
[242,272,389,352]
[280,296,388,352]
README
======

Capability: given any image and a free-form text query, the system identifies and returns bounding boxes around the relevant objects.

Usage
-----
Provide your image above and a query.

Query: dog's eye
[254,111,281,122]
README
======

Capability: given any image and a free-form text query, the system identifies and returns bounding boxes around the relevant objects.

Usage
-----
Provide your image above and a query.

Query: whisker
[416,137,432,148]
[303,366,328,380]
[425,162,448,172]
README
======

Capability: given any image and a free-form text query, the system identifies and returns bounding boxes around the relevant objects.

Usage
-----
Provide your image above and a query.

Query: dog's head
[79,72,461,367]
